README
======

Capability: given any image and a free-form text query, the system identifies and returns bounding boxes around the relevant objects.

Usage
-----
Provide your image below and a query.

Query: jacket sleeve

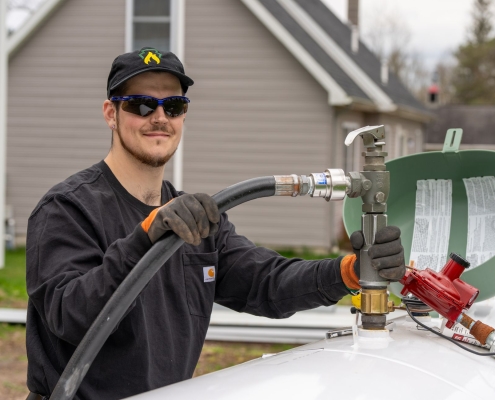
[214,213,350,319]
[26,194,152,346]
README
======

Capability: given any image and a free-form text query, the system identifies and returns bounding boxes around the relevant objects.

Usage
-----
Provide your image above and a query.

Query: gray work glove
[141,193,220,245]
[350,226,405,281]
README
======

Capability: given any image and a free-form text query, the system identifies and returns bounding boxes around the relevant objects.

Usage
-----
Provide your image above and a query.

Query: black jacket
[26,160,348,399]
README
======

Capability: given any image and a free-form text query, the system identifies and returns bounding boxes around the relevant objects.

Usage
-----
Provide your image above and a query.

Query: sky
[323,0,476,73]
[7,0,479,74]
[6,0,46,33]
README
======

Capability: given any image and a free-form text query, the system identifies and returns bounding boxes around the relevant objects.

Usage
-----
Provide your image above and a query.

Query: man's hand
[141,193,220,245]
[368,226,405,281]
[341,226,405,291]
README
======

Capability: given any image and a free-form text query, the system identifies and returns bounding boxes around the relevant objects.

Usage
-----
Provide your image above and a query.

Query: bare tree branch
[362,2,429,100]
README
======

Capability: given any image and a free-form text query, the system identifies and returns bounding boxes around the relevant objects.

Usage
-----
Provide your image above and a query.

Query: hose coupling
[273,174,306,197]
[274,169,349,201]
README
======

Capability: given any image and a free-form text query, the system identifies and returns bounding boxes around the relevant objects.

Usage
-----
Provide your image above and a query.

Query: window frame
[125,0,183,54]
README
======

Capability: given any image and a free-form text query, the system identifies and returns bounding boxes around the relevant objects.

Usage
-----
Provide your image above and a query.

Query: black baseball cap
[107,47,194,98]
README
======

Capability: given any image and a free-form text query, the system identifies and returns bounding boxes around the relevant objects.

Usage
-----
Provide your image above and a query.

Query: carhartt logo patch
[203,266,215,282]
[139,48,162,65]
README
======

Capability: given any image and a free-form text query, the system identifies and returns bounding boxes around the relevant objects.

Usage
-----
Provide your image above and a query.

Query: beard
[114,125,177,168]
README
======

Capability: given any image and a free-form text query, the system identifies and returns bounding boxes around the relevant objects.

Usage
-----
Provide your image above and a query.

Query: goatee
[115,127,177,168]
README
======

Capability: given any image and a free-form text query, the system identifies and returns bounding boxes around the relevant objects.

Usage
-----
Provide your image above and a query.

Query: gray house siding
[7,0,128,239]
[183,0,334,248]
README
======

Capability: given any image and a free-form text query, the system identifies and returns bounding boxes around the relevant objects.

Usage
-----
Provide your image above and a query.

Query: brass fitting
[360,288,389,314]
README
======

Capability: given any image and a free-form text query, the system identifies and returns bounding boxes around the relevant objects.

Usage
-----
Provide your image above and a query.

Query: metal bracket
[442,128,463,153]
[326,327,353,340]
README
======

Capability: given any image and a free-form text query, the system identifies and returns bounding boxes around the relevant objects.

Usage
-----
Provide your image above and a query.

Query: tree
[434,61,456,105]
[362,3,429,99]
[468,0,493,44]
[451,0,495,104]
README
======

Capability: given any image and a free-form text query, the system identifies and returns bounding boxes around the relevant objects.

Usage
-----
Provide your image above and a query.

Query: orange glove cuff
[340,254,360,290]
[141,199,174,233]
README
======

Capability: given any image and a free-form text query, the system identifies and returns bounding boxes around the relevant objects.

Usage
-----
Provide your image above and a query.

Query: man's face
[113,71,185,168]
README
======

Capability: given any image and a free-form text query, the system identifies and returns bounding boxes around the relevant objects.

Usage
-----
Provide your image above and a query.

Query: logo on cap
[139,48,162,65]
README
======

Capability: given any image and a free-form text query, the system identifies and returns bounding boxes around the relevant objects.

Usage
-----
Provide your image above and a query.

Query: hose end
[274,169,349,201]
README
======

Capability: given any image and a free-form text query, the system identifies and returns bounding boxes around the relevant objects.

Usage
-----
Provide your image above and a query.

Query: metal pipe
[344,125,390,330]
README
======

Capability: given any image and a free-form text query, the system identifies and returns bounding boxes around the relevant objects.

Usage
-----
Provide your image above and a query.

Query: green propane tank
[343,129,495,301]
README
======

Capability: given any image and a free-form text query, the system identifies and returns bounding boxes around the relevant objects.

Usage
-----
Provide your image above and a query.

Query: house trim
[0,0,7,266]
[7,0,67,57]
[241,0,351,106]
[279,0,396,112]
[125,0,133,52]
[170,0,186,190]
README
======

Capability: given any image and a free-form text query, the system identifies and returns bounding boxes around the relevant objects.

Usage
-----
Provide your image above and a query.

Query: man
[25,48,405,400]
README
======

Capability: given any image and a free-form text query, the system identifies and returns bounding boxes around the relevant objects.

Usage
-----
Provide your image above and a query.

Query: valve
[273,125,391,330]
[400,253,479,328]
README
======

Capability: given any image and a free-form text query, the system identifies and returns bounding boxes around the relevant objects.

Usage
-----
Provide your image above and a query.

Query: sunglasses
[110,95,190,117]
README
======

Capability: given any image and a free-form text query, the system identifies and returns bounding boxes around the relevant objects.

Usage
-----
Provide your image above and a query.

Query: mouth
[143,132,172,138]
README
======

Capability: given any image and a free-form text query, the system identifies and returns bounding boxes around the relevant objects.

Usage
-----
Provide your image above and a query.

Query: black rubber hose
[50,176,276,400]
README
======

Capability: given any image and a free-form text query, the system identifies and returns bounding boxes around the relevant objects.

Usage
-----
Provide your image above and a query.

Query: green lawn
[0,249,28,308]
[276,248,340,260]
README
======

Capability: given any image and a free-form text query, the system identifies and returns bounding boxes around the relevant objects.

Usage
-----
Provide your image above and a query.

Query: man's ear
[103,100,117,129]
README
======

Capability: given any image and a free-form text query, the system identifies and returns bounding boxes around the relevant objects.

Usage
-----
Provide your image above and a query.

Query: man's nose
[151,105,169,124]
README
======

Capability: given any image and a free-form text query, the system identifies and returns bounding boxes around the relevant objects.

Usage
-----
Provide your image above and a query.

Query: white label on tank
[463,176,495,269]
[409,179,452,271]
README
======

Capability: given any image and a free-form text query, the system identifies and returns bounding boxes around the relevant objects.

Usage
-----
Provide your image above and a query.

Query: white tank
[125,299,495,400]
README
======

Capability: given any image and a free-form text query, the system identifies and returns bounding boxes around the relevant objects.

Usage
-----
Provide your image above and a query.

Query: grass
[0,323,25,338]
[276,248,340,260]
[0,249,28,308]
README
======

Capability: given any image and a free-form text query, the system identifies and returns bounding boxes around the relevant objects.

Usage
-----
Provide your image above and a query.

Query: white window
[126,0,172,52]
[415,129,423,153]
[395,125,408,158]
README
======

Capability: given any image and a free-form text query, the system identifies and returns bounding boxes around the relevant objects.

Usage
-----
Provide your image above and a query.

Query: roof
[425,105,495,144]
[242,0,429,118]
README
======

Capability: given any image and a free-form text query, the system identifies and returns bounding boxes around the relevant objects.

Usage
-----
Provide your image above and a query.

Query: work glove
[141,193,220,245]
[368,226,406,281]
[340,226,406,291]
